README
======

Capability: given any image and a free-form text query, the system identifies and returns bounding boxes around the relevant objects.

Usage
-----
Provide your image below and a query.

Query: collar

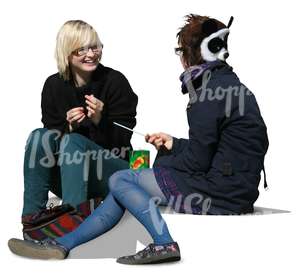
[180,60,227,95]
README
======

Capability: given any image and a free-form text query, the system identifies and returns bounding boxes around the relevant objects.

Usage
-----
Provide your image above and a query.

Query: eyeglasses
[72,44,103,57]
[174,47,184,56]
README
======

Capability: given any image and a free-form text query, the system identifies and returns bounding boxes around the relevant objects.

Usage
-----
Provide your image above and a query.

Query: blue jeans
[22,128,129,216]
[56,169,174,249]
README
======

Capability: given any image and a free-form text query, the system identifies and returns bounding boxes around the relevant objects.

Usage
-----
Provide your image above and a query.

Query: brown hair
[177,14,226,66]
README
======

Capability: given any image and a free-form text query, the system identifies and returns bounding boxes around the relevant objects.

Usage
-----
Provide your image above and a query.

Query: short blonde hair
[55,20,102,81]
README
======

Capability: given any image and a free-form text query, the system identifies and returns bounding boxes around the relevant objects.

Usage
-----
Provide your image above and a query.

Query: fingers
[145,132,173,151]
[77,114,85,123]
[67,107,84,119]
[85,94,97,104]
[85,95,104,112]
[70,112,85,123]
[154,137,163,148]
[86,106,95,115]
[67,107,84,115]
[145,133,163,150]
[148,134,160,144]
[85,99,97,110]
[146,134,163,147]
[67,111,84,122]
[67,95,104,123]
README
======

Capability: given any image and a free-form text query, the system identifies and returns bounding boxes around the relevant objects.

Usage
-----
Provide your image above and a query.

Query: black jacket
[41,63,138,160]
[154,61,269,214]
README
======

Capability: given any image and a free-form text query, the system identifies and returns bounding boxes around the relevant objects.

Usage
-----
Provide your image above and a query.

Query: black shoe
[8,238,68,260]
[117,242,181,265]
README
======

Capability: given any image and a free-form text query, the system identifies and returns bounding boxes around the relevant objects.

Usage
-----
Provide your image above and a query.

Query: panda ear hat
[200,16,234,62]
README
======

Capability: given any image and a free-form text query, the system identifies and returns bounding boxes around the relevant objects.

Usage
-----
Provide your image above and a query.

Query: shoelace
[38,238,56,246]
[137,245,153,255]
[38,238,69,254]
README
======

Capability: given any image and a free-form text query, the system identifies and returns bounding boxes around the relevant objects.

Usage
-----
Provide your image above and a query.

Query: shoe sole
[147,255,181,264]
[117,253,181,265]
[8,239,66,260]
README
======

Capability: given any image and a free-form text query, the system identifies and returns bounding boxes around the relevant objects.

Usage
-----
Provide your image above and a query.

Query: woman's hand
[66,107,86,132]
[145,132,173,150]
[85,94,104,125]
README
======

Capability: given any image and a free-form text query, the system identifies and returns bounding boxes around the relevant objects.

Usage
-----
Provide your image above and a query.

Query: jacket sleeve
[92,72,138,159]
[41,78,68,134]
[155,137,188,159]
[154,97,222,173]
[171,137,189,155]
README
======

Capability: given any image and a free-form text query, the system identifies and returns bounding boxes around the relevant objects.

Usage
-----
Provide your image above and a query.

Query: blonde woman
[17,20,138,235]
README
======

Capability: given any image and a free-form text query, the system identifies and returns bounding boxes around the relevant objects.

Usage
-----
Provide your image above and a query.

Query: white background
[0,0,299,272]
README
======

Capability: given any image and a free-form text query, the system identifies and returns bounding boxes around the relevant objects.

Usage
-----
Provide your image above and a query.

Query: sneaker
[8,238,68,260]
[23,231,38,242]
[117,242,181,265]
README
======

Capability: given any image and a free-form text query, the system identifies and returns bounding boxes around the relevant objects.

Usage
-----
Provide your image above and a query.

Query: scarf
[179,60,222,95]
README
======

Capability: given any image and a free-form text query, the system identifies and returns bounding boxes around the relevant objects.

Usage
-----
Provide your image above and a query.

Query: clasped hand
[66,94,104,131]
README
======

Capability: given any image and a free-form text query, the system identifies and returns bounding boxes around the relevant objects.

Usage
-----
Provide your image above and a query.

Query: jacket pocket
[211,154,249,176]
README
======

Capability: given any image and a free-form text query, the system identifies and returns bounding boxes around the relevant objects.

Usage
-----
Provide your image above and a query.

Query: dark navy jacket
[153,62,269,215]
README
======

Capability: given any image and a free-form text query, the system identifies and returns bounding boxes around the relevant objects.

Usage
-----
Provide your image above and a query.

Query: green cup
[129,150,150,170]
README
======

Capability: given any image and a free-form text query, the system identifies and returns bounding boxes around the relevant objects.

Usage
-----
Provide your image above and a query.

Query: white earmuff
[200,28,230,62]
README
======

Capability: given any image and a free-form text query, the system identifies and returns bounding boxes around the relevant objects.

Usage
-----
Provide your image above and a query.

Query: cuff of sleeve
[170,137,180,154]
[156,145,172,158]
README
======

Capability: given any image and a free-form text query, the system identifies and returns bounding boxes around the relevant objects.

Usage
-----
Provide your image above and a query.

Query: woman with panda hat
[8,14,268,264]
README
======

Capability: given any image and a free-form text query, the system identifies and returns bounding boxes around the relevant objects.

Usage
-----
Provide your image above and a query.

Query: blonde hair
[55,20,102,81]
